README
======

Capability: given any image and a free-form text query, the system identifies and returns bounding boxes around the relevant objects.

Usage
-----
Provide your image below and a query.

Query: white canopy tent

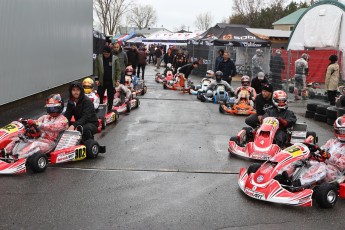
[288,0,345,77]
[142,32,199,49]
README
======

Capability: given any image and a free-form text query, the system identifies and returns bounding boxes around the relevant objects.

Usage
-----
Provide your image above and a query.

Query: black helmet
[46,94,64,116]
[329,54,338,62]
[215,71,223,83]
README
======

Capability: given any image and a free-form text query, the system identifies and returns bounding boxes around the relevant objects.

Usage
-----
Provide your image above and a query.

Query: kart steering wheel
[19,119,41,138]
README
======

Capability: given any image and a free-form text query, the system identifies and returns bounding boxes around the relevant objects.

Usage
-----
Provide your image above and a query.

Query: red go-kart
[163,73,193,92]
[238,142,345,208]
[228,117,317,161]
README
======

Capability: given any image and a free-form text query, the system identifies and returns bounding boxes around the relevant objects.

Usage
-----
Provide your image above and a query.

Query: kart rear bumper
[238,168,313,207]
[0,158,26,174]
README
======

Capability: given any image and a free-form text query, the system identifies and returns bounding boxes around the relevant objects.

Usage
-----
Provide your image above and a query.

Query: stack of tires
[306,103,343,126]
[326,106,338,126]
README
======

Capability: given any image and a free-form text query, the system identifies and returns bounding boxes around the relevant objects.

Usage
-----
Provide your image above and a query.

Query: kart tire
[134,98,140,109]
[101,117,106,130]
[314,113,327,123]
[126,102,131,113]
[197,93,201,100]
[200,95,206,102]
[242,127,253,142]
[163,84,167,90]
[247,163,261,175]
[306,103,318,112]
[229,136,238,144]
[326,106,338,120]
[327,118,336,126]
[314,183,338,209]
[219,104,225,114]
[114,111,120,122]
[337,107,345,117]
[316,105,328,115]
[28,152,48,173]
[85,139,100,159]
[305,110,315,119]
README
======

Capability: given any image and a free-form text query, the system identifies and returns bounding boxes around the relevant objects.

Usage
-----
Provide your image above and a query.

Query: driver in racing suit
[164,63,174,77]
[290,116,345,187]
[82,77,100,110]
[262,90,297,148]
[234,75,256,106]
[205,71,234,99]
[113,81,132,107]
[1,94,68,157]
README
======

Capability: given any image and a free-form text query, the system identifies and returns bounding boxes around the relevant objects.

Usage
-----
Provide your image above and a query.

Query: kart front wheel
[126,102,131,113]
[85,139,100,159]
[229,136,238,144]
[101,117,106,130]
[314,183,338,209]
[28,153,48,173]
[219,104,225,114]
[247,163,261,175]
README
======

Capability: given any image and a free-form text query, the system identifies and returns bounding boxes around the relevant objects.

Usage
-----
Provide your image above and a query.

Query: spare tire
[307,103,319,112]
[314,113,327,123]
[316,105,328,115]
[326,106,338,120]
[337,107,345,117]
[305,110,315,119]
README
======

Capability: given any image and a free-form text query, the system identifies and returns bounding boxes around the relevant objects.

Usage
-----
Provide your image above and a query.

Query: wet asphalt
[0,65,343,230]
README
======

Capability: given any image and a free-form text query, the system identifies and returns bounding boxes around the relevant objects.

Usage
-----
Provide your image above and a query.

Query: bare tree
[127,4,157,30]
[94,0,131,35]
[194,12,214,31]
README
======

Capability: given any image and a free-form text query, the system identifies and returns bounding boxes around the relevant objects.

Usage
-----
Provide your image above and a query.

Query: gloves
[27,119,36,126]
[278,117,288,128]
[320,150,331,160]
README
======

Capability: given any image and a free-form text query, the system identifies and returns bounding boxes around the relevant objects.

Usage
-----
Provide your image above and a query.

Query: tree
[127,4,157,30]
[194,12,214,30]
[94,0,131,35]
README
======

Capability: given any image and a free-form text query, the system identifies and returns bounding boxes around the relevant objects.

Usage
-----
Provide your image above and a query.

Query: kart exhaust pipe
[99,146,106,154]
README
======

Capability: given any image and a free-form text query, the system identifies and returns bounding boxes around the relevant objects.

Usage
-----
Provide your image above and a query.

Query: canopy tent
[288,0,345,81]
[143,32,197,44]
[126,36,145,44]
[190,26,271,47]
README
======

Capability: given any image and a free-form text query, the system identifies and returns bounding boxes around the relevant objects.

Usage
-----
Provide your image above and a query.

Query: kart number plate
[245,188,264,200]
[74,146,86,161]
[218,85,225,91]
[264,119,277,127]
[285,145,302,157]
[1,124,18,134]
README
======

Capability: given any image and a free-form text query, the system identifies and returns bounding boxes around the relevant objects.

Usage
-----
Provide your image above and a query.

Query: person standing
[252,49,264,78]
[94,46,121,111]
[155,46,163,69]
[251,72,269,94]
[126,45,138,76]
[325,54,339,106]
[164,48,174,65]
[178,61,199,90]
[113,43,128,84]
[137,47,147,80]
[148,45,155,64]
[269,49,285,90]
[294,53,309,100]
[173,49,186,74]
[217,51,237,85]
[214,49,224,72]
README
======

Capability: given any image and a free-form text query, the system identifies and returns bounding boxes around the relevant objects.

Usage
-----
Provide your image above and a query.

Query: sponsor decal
[222,34,233,40]
[264,118,278,127]
[285,145,302,157]
[245,188,264,200]
[56,152,75,163]
[234,35,256,40]
[252,154,270,160]
[241,42,262,47]
[257,175,264,183]
[1,124,19,134]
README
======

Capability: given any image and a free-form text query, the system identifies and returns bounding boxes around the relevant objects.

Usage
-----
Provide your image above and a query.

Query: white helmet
[334,116,345,142]
[206,70,214,78]
[167,63,172,68]
[241,75,250,87]
[272,90,288,111]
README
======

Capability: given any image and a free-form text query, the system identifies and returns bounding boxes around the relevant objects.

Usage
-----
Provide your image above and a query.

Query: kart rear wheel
[326,106,338,120]
[115,111,120,121]
[200,95,206,102]
[163,83,167,89]
[134,98,140,109]
[247,163,261,175]
[126,102,131,113]
[85,139,100,159]
[314,183,338,209]
[219,104,225,114]
[101,117,106,130]
[28,152,48,173]
[305,110,315,119]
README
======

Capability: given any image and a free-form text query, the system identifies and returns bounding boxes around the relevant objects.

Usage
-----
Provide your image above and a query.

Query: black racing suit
[262,107,297,148]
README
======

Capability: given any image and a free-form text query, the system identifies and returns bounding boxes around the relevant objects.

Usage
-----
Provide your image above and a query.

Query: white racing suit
[234,86,256,106]
[113,84,132,106]
[3,114,69,157]
[85,92,100,109]
[291,138,345,186]
[206,80,234,98]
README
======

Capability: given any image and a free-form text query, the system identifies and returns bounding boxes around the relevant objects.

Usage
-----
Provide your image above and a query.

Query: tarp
[143,32,197,43]
[126,36,145,44]
[189,26,271,47]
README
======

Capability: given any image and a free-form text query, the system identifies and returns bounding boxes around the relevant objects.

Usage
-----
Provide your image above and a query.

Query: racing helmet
[125,66,133,76]
[206,70,214,78]
[272,90,288,111]
[301,53,310,61]
[241,75,250,87]
[82,77,94,94]
[167,63,172,69]
[215,71,223,83]
[46,94,64,117]
[334,116,345,142]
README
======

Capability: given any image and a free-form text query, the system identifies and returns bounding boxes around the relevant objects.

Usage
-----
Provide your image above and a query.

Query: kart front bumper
[0,158,26,174]
[220,104,256,115]
[228,141,280,161]
[238,168,313,207]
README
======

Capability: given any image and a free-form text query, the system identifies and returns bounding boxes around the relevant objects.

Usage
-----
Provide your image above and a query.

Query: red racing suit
[4,114,68,158]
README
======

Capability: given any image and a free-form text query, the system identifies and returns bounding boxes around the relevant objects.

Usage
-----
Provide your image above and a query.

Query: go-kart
[0,120,106,174]
[199,83,230,103]
[238,142,345,208]
[219,89,256,115]
[112,94,139,114]
[155,69,174,83]
[190,78,213,96]
[163,73,193,92]
[132,78,147,96]
[228,117,317,161]
[96,103,119,131]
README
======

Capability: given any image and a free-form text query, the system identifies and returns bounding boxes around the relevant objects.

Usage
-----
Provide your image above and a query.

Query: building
[272,8,307,31]
[248,28,291,48]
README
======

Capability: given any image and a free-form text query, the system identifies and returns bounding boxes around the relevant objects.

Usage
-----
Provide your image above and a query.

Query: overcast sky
[136,0,233,31]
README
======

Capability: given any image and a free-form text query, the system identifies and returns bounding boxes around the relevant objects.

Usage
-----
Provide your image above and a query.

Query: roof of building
[214,23,249,28]
[273,8,307,25]
[247,28,291,38]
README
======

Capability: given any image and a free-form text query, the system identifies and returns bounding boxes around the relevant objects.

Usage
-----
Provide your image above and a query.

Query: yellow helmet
[82,77,94,94]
